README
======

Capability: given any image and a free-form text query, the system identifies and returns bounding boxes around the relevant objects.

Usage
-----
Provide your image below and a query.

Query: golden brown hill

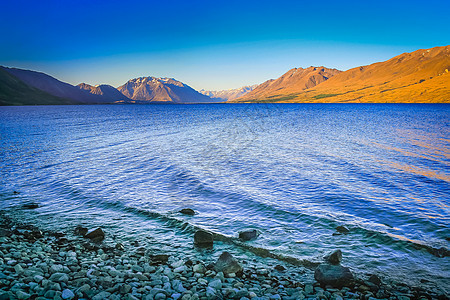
[233,46,450,103]
[233,66,341,102]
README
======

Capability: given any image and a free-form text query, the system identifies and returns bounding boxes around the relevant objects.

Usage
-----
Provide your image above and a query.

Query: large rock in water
[238,229,259,241]
[314,263,354,287]
[85,228,105,242]
[325,250,343,265]
[179,208,196,216]
[194,230,213,248]
[214,251,243,275]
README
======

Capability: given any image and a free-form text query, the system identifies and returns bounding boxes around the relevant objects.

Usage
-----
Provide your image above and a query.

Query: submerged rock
[22,203,39,209]
[314,263,354,287]
[85,227,105,242]
[275,265,286,272]
[335,225,350,234]
[115,242,125,251]
[194,230,213,248]
[325,250,343,265]
[179,208,196,216]
[214,251,243,275]
[74,225,88,236]
[238,229,259,241]
[151,254,170,265]
[369,274,382,286]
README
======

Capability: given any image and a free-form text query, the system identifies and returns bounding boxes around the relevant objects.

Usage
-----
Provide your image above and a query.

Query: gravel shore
[0,212,447,300]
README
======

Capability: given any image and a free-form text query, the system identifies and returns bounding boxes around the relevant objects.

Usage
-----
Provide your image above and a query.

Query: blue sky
[1,0,449,90]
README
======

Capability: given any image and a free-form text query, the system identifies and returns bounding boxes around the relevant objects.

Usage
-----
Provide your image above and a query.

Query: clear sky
[1,0,449,91]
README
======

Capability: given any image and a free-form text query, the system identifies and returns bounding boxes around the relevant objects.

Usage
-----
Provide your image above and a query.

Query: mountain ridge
[77,83,130,102]
[232,45,450,103]
[117,76,217,103]
[200,85,258,101]
[2,67,113,104]
[233,66,342,102]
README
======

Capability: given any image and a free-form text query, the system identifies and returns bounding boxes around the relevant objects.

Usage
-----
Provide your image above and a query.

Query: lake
[0,104,448,291]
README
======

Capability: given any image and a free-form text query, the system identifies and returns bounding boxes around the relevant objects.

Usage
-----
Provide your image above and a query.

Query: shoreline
[0,211,448,300]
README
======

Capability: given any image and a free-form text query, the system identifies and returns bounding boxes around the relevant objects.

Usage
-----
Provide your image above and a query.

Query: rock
[119,284,132,294]
[193,263,206,274]
[274,265,286,271]
[314,263,353,288]
[238,229,259,241]
[93,291,112,300]
[335,226,349,234]
[0,228,11,237]
[62,289,75,300]
[206,287,217,299]
[14,264,23,273]
[49,272,69,283]
[74,225,88,236]
[305,284,315,294]
[368,274,382,286]
[208,278,222,289]
[155,293,166,300]
[194,230,213,248]
[22,203,39,209]
[325,250,342,265]
[16,291,30,300]
[214,251,243,275]
[151,254,169,265]
[85,227,105,242]
[179,208,196,215]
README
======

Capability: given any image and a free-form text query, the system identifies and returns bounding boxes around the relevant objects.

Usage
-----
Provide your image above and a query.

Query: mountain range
[117,77,216,103]
[0,45,449,105]
[234,67,341,102]
[200,85,258,101]
[232,45,450,103]
[77,83,130,102]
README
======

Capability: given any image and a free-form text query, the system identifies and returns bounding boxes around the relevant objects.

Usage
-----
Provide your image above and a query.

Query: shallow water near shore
[0,104,449,291]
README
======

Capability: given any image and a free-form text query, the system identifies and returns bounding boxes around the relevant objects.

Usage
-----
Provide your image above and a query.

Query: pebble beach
[0,211,447,300]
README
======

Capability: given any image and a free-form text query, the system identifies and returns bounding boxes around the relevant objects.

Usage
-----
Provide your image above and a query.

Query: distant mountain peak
[200,84,258,101]
[233,66,341,102]
[117,76,218,103]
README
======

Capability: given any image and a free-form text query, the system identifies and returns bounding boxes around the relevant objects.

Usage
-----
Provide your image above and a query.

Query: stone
[16,291,31,300]
[194,230,213,248]
[74,225,88,236]
[208,278,222,289]
[238,229,259,241]
[206,287,217,299]
[49,272,69,283]
[151,254,169,265]
[14,264,23,273]
[193,263,206,274]
[22,203,39,209]
[120,284,132,294]
[368,274,382,286]
[304,284,314,294]
[325,250,342,265]
[214,251,243,275]
[155,293,166,300]
[314,264,353,288]
[335,226,349,234]
[274,265,286,271]
[62,289,75,300]
[115,243,125,250]
[179,208,196,215]
[92,291,112,300]
[85,227,105,242]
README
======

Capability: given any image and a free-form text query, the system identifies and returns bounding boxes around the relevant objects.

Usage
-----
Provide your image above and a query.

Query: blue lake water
[0,104,449,291]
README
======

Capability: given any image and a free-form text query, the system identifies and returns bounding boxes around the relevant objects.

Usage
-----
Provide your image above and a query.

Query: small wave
[98,202,322,268]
